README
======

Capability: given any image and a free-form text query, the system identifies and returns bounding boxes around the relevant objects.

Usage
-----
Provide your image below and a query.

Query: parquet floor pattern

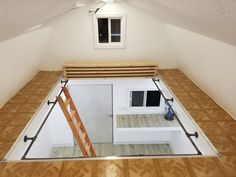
[0,69,236,177]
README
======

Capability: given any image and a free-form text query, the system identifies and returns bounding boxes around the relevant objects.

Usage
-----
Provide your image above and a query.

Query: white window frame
[93,14,126,48]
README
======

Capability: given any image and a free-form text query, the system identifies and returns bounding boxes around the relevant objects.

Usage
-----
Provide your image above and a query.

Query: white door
[68,85,113,143]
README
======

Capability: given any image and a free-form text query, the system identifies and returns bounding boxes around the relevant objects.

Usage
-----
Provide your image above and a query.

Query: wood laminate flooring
[117,114,180,128]
[0,69,236,177]
[50,143,173,158]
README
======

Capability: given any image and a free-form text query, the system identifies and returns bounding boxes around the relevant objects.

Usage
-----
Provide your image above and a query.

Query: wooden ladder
[56,87,96,157]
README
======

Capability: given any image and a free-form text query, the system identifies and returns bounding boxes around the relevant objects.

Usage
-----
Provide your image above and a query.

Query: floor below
[50,143,172,158]
[117,114,179,128]
[0,69,236,177]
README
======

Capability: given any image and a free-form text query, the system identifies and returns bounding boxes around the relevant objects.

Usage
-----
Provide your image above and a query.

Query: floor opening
[5,77,218,161]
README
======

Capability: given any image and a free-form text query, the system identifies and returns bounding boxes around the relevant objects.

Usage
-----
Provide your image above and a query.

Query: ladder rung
[64,98,71,107]
[81,132,86,142]
[70,110,76,119]
[76,122,81,129]
[85,143,90,152]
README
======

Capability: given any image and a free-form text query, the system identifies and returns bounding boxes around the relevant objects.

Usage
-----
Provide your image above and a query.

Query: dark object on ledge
[164,106,174,121]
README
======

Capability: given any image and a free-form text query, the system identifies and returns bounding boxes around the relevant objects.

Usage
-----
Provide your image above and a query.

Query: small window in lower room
[130,90,161,107]
[131,91,145,107]
[146,91,161,107]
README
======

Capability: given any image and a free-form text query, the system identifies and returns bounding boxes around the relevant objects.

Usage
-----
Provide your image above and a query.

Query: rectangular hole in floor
[4,78,219,161]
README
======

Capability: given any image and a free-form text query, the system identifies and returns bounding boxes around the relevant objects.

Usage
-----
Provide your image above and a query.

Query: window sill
[95,43,125,49]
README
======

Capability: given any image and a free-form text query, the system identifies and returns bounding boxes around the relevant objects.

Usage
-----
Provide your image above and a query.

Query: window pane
[98,18,108,43]
[111,19,121,42]
[111,36,121,42]
[131,91,144,107]
[146,91,161,107]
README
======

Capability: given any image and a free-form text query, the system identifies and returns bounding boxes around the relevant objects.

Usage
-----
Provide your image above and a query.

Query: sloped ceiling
[0,0,78,42]
[0,0,236,45]
[125,0,236,46]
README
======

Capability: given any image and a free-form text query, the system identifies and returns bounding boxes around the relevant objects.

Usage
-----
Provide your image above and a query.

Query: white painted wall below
[27,103,74,158]
[6,80,74,160]
[0,27,52,108]
[67,79,165,116]
[166,24,236,119]
[40,1,178,70]
[27,123,53,158]
[67,79,165,145]
[47,103,74,146]
[169,130,196,154]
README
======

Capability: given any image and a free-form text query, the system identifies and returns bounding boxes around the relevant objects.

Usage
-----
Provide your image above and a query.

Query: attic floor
[0,69,236,177]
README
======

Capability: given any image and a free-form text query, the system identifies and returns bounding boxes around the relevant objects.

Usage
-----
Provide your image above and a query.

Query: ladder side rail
[67,96,96,156]
[61,87,96,156]
[56,96,88,157]
[62,87,91,138]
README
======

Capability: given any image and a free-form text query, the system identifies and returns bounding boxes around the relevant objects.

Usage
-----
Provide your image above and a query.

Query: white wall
[68,79,166,144]
[169,130,197,154]
[27,103,74,158]
[47,103,74,146]
[0,27,52,108]
[27,123,53,158]
[68,79,165,116]
[6,79,74,160]
[40,1,178,70]
[113,79,165,115]
[166,24,236,119]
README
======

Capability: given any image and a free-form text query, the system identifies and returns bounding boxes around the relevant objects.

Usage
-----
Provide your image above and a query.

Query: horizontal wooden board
[64,61,157,67]
[67,76,156,79]
[63,61,158,79]
[64,67,156,71]
[65,70,156,74]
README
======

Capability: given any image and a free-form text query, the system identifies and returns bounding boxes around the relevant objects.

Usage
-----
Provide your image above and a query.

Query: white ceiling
[125,0,236,46]
[1,0,236,45]
[0,0,78,42]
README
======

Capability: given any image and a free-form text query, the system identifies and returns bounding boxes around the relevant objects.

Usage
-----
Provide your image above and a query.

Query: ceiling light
[102,0,114,3]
